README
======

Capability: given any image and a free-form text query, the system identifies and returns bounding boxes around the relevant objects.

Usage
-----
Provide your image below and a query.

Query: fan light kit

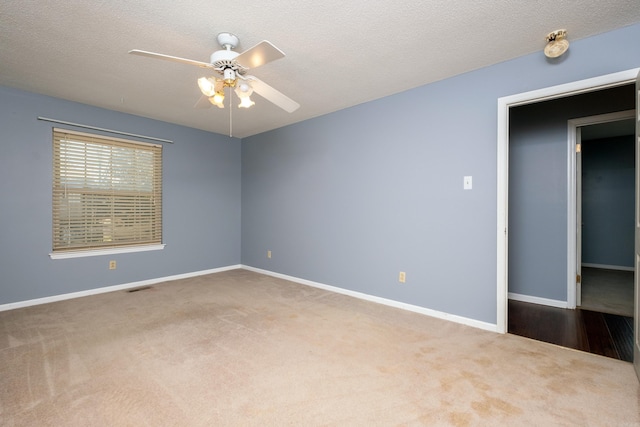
[129,32,300,135]
[544,29,569,58]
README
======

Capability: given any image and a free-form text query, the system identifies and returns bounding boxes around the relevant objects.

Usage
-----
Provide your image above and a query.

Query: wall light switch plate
[464,176,472,190]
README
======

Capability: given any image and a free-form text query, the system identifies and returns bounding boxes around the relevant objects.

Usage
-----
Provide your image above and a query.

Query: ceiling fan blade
[128,49,213,69]
[245,76,300,113]
[235,41,285,69]
[194,95,212,109]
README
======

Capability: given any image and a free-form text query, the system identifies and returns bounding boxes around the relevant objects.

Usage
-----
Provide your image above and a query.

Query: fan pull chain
[229,86,233,138]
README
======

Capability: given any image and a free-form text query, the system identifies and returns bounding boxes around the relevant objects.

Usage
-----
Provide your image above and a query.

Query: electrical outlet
[399,271,406,283]
[109,260,117,270]
[267,250,272,259]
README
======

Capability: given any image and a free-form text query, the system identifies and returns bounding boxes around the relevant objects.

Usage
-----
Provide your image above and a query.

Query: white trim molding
[242,265,498,333]
[508,293,568,309]
[0,264,241,312]
[582,263,635,272]
[50,244,166,259]
[3,263,499,332]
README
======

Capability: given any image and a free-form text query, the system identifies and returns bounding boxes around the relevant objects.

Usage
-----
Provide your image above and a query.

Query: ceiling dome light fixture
[544,29,569,58]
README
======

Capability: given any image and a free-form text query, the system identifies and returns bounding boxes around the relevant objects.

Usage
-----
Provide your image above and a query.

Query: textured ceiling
[2,1,640,138]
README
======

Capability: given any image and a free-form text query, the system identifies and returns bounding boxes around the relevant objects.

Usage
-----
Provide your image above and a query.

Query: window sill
[49,244,165,260]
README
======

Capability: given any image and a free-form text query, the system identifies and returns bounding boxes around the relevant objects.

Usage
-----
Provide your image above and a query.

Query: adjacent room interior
[1,1,640,425]
[507,85,636,361]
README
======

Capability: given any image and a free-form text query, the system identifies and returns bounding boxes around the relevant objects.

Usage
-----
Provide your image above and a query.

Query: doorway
[496,68,639,334]
[496,69,640,360]
[574,115,636,317]
[505,112,636,362]
[505,89,636,360]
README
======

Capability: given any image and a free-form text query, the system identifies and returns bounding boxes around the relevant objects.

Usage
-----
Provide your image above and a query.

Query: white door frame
[576,126,583,308]
[496,68,640,334]
[567,110,636,309]
[633,70,640,380]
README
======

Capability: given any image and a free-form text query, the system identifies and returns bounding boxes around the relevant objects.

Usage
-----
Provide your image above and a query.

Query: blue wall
[3,22,640,325]
[0,86,241,304]
[582,135,635,268]
[242,23,640,324]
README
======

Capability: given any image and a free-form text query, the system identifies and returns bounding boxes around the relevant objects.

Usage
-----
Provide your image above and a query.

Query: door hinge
[576,143,581,153]
[576,274,581,283]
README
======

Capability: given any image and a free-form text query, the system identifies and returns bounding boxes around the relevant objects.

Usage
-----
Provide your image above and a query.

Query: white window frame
[50,128,165,259]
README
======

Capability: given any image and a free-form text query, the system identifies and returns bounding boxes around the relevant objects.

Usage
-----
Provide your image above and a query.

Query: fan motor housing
[210,50,247,75]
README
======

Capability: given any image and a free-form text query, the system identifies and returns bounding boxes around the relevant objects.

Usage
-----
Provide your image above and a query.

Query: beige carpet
[1,269,639,426]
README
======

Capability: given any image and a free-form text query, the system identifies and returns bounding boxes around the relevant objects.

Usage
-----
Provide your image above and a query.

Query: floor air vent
[127,286,152,293]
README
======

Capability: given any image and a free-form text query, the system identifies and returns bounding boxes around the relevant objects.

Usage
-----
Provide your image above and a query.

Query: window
[52,128,162,256]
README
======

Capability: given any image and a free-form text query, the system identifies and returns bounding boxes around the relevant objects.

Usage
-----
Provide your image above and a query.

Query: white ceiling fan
[129,32,300,113]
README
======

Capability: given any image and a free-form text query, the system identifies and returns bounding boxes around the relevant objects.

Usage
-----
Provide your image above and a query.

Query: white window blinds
[52,128,162,253]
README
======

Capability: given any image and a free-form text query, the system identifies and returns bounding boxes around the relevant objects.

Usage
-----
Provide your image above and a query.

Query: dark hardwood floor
[508,300,634,362]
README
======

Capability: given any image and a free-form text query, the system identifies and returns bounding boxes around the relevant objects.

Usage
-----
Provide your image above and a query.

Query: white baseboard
[508,292,568,308]
[581,263,634,272]
[242,265,498,333]
[0,264,242,312]
[3,264,500,334]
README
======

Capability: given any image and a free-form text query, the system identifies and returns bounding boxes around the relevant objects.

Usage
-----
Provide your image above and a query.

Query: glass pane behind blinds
[52,129,162,251]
